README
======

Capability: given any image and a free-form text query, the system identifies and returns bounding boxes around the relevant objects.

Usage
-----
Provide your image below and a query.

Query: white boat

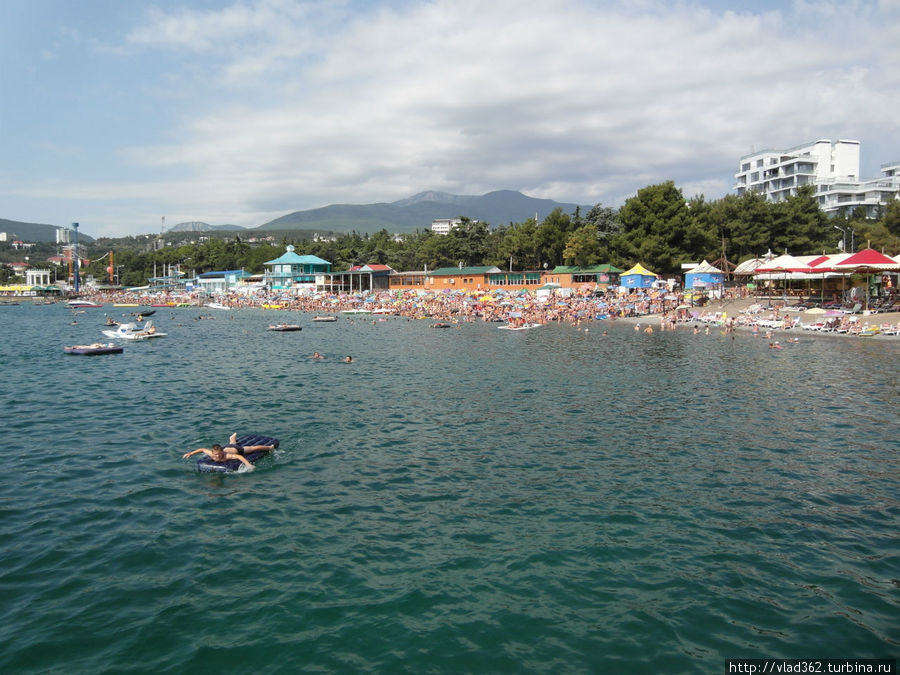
[102,321,167,341]
[342,308,371,315]
[67,299,103,308]
[204,302,231,310]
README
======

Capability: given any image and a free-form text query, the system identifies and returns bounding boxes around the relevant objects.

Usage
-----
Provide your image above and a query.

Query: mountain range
[1,191,590,241]
[167,221,244,233]
[257,190,589,233]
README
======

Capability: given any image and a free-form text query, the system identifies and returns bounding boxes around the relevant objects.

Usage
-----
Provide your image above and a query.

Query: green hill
[0,218,94,244]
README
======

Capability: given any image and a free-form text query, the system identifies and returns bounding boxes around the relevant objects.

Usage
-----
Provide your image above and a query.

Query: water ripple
[1,305,898,672]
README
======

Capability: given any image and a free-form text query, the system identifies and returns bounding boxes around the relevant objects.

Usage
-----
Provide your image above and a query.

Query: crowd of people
[77,285,899,338]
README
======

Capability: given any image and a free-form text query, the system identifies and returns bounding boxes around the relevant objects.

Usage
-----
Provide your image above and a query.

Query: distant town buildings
[734,139,900,218]
[56,227,71,244]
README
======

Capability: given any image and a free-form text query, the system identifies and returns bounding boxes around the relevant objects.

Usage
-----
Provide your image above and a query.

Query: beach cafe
[749,251,900,304]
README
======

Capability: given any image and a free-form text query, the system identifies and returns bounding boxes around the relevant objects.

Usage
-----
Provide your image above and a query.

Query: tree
[584,204,619,238]
[770,185,829,254]
[495,219,540,270]
[884,199,900,238]
[534,208,573,268]
[563,225,603,266]
[612,181,693,273]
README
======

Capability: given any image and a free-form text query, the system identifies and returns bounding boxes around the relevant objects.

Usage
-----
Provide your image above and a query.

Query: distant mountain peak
[258,190,590,234]
[392,191,465,207]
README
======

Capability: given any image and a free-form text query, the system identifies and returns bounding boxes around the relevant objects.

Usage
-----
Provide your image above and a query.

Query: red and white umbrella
[833,249,900,310]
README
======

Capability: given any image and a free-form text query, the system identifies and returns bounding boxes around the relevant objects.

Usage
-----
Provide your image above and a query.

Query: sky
[1,0,899,238]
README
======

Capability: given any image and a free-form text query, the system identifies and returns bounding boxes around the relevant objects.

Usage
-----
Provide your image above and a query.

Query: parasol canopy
[832,249,900,311]
[833,248,900,272]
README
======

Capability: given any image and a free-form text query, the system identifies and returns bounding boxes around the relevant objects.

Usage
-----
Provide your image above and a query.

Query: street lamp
[833,224,857,253]
[833,225,847,252]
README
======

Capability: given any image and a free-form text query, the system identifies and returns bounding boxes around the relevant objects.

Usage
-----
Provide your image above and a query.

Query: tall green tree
[534,208,573,268]
[612,181,692,274]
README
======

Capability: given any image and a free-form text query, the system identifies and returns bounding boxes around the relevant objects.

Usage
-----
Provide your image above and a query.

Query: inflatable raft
[195,434,280,473]
[64,344,124,355]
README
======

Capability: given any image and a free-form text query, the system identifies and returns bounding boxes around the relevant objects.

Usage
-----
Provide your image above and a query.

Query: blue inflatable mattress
[196,434,280,473]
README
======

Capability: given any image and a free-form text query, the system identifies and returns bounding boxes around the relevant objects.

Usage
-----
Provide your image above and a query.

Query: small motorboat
[431,322,452,328]
[312,316,338,322]
[66,299,103,308]
[267,324,302,332]
[102,320,167,341]
[65,343,123,355]
[204,302,231,310]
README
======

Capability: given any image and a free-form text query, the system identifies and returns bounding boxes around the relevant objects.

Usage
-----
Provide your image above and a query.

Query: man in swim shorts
[223,432,276,456]
[183,444,254,468]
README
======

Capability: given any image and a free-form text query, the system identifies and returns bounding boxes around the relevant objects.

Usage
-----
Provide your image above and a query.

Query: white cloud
[7,0,900,235]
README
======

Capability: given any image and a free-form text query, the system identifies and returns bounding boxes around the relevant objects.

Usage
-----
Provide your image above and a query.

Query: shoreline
[616,296,900,339]
[68,289,900,341]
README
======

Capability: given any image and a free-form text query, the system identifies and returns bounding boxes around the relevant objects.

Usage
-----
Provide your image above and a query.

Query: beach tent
[733,258,765,276]
[684,260,725,290]
[620,263,658,289]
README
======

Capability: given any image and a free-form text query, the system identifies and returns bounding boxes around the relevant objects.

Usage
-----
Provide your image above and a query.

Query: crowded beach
[71,284,900,341]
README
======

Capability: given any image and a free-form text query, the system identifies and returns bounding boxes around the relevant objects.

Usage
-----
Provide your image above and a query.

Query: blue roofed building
[264,245,332,291]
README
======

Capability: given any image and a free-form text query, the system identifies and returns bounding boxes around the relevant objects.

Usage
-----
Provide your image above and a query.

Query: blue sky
[2,0,898,238]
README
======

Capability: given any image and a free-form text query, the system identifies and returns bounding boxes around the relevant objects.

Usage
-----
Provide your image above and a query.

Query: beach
[79,288,900,341]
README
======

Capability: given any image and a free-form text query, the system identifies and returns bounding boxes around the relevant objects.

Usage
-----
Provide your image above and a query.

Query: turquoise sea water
[1,303,897,673]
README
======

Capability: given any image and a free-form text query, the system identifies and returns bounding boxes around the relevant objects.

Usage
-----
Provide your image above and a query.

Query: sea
[1,302,897,674]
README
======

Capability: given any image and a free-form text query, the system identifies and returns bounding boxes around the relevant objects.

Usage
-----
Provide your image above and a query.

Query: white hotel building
[734,139,900,218]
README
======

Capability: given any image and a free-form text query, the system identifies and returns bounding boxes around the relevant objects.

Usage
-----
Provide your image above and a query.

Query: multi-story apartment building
[734,139,900,217]
[431,218,462,235]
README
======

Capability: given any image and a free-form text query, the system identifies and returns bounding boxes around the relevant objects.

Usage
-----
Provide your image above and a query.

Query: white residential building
[734,139,900,217]
[431,218,462,235]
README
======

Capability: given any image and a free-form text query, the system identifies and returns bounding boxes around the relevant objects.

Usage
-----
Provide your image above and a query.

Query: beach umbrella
[833,249,900,310]
[803,306,825,325]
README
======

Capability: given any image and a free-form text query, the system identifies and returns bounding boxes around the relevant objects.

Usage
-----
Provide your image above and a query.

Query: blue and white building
[734,139,900,218]
[263,245,331,291]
